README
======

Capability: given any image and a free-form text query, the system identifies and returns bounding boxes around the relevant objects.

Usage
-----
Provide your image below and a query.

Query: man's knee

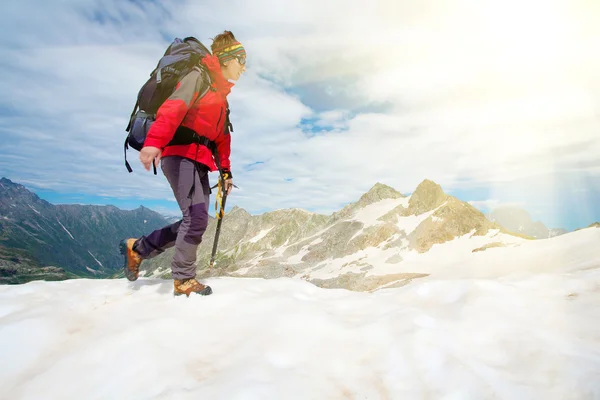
[183,203,208,244]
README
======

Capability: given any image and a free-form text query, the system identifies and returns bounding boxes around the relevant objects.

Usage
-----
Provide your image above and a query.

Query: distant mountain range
[138,180,593,291]
[2,177,597,288]
[485,207,568,239]
[0,178,168,283]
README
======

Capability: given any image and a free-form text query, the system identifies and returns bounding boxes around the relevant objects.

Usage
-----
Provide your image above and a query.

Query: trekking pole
[209,175,227,269]
[207,144,237,269]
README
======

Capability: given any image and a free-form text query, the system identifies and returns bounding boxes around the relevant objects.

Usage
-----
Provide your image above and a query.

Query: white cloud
[0,0,599,218]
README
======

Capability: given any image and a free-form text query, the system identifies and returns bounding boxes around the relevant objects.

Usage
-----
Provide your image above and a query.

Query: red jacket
[143,54,234,175]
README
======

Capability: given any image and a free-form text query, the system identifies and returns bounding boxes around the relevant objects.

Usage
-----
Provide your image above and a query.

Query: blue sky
[1,0,599,232]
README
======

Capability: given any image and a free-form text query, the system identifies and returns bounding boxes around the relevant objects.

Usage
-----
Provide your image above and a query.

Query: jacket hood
[201,54,235,96]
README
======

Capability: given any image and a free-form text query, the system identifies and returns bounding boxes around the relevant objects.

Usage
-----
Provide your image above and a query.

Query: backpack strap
[125,99,139,133]
[124,138,157,174]
[124,138,133,173]
[190,66,212,108]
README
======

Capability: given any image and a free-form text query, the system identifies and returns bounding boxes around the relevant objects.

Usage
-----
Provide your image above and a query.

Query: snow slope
[1,229,599,399]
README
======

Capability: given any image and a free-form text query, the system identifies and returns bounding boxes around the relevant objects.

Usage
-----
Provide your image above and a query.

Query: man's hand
[139,146,162,171]
[224,178,233,195]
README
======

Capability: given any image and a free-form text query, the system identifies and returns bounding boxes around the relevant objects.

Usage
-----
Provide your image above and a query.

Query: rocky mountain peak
[1,177,29,193]
[330,183,404,221]
[407,179,448,215]
[227,205,251,218]
[0,177,50,209]
[357,183,405,207]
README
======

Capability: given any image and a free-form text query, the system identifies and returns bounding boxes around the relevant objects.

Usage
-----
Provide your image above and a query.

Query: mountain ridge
[1,177,590,289]
[137,179,549,290]
[0,178,168,283]
[486,206,568,239]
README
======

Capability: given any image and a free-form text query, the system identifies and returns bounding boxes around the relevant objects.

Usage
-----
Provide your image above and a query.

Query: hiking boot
[174,278,213,297]
[119,238,142,281]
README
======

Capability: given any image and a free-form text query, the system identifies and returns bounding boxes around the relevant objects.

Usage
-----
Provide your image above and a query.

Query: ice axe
[208,171,238,269]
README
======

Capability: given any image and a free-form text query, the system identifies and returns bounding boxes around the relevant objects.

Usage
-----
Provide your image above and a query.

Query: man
[120,31,246,297]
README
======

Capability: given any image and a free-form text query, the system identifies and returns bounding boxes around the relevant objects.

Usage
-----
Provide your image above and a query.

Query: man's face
[222,56,246,81]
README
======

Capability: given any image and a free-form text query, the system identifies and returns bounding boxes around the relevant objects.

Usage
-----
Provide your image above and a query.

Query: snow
[405,227,600,279]
[349,198,441,242]
[33,221,49,235]
[243,227,328,270]
[1,265,600,398]
[310,237,323,246]
[349,198,409,240]
[28,204,41,215]
[351,197,409,226]
[286,247,311,264]
[306,227,600,282]
[285,238,324,265]
[56,219,75,240]
[248,228,273,243]
[395,209,437,234]
[87,251,103,267]
[304,228,511,280]
[308,246,396,279]
[271,245,287,259]
[1,229,599,399]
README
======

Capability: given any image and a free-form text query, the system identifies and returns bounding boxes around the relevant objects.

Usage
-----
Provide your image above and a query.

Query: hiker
[120,31,246,297]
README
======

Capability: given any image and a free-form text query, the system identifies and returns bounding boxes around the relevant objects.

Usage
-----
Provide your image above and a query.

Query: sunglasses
[235,55,246,65]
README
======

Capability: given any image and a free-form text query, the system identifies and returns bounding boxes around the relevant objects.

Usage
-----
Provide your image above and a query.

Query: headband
[213,42,246,64]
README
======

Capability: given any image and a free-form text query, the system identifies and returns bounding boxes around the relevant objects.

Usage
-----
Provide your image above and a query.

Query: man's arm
[143,68,203,149]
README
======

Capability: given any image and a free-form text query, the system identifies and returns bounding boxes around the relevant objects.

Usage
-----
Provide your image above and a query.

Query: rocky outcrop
[331,182,405,221]
[309,272,429,292]
[409,196,498,253]
[406,179,448,215]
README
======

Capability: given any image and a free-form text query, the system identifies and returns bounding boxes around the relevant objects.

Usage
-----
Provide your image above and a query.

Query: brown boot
[174,278,213,297]
[119,238,142,281]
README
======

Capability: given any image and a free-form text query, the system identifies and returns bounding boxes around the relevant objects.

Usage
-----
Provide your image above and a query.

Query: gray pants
[133,156,210,280]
